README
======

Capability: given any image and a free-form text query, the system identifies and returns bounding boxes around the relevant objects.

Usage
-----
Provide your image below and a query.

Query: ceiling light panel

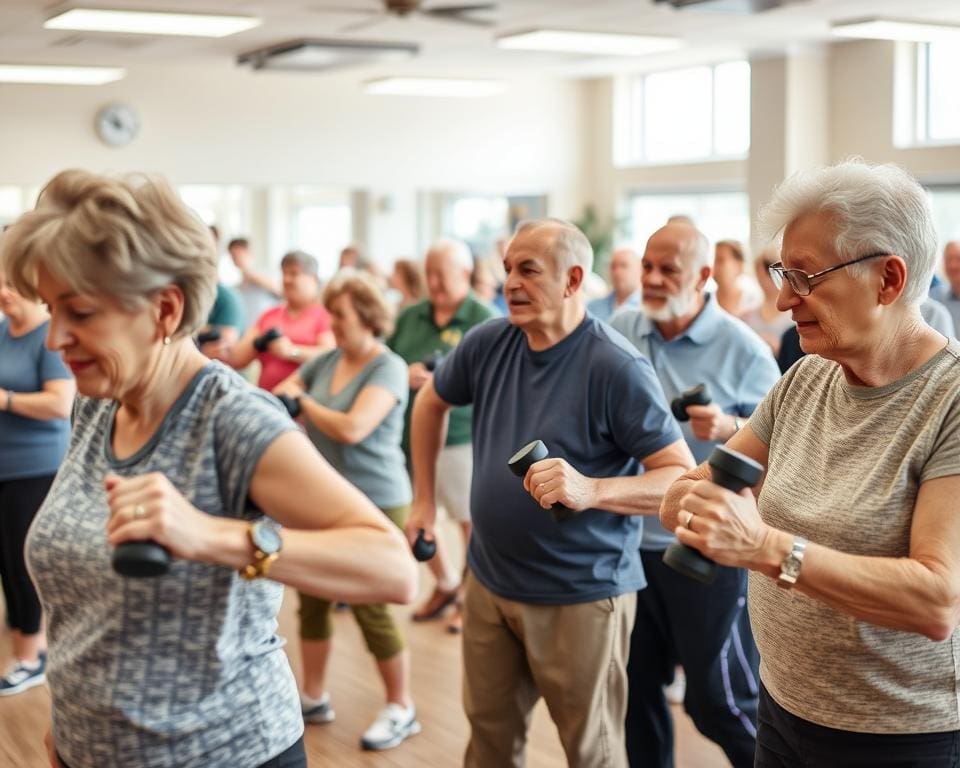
[44,8,262,38]
[0,64,125,85]
[831,18,960,43]
[363,78,505,97]
[497,29,682,56]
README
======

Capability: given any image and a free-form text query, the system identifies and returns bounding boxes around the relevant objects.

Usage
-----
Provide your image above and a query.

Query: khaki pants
[462,570,636,768]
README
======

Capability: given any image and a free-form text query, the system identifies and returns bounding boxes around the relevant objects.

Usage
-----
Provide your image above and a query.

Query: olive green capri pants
[297,504,408,661]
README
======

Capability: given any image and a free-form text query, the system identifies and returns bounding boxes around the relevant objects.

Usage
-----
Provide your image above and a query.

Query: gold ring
[683,511,694,528]
[132,505,146,520]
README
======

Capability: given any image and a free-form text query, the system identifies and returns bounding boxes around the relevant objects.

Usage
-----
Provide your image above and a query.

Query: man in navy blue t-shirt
[406,219,695,768]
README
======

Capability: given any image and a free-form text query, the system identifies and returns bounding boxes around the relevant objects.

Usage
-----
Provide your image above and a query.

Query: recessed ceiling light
[496,29,682,56]
[831,17,960,42]
[0,64,125,85]
[363,77,505,97]
[44,8,262,38]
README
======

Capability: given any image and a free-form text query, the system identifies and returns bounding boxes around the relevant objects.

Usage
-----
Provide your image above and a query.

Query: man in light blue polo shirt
[587,246,642,321]
[611,222,780,768]
[930,241,960,334]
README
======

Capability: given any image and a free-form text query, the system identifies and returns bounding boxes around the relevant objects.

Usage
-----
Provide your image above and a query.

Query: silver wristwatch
[777,536,807,589]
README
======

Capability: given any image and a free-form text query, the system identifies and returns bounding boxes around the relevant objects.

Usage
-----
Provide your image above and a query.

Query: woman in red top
[230,251,334,390]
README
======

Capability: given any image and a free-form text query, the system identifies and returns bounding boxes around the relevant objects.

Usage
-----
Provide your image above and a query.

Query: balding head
[641,223,712,323]
[608,247,641,300]
[648,223,711,271]
[511,219,594,275]
[425,237,473,310]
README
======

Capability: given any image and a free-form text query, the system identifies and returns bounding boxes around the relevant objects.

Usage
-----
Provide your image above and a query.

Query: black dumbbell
[671,383,712,422]
[196,327,221,346]
[507,440,578,523]
[254,327,282,352]
[662,445,765,584]
[113,541,171,578]
[277,394,302,418]
[422,351,443,372]
[412,529,436,562]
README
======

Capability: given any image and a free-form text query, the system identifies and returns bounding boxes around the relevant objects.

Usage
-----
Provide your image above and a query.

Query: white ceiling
[4,0,960,79]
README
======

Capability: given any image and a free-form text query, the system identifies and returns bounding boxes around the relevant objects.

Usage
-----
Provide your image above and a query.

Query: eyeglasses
[767,252,889,296]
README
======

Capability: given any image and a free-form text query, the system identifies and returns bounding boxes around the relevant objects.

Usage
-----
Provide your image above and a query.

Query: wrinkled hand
[268,335,297,360]
[675,479,769,568]
[685,403,736,442]
[272,379,305,400]
[523,458,597,512]
[404,497,438,549]
[104,472,214,562]
[408,362,432,391]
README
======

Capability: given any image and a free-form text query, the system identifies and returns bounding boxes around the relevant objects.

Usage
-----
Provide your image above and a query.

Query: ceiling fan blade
[340,12,390,32]
[422,8,495,26]
[425,3,498,11]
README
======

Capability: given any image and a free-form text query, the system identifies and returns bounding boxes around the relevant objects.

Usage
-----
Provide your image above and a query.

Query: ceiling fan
[311,0,498,33]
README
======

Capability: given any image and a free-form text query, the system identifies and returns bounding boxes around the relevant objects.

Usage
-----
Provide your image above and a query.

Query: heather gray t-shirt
[299,348,411,509]
[750,343,960,733]
[25,362,303,768]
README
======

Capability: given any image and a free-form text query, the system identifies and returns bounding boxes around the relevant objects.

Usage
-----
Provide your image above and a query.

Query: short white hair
[428,237,473,272]
[513,218,594,273]
[758,159,937,305]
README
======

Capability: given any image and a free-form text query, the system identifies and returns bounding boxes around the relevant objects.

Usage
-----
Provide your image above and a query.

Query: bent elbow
[391,562,419,605]
[918,594,960,642]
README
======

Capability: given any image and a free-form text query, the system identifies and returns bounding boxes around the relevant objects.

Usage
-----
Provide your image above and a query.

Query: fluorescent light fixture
[363,77,505,97]
[45,8,262,37]
[831,17,960,43]
[497,29,682,56]
[0,64,125,85]
[238,39,419,72]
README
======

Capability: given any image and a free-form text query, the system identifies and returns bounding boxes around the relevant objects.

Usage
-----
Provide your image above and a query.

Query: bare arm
[298,385,398,445]
[404,380,451,543]
[1,379,75,421]
[226,326,260,370]
[527,438,695,516]
[242,269,281,297]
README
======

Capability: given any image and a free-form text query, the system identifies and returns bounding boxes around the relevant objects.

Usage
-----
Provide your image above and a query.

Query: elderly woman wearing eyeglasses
[660,160,960,768]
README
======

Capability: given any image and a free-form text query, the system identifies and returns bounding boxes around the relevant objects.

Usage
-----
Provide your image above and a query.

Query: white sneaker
[0,661,46,696]
[360,703,421,751]
[664,668,686,705]
[301,692,335,724]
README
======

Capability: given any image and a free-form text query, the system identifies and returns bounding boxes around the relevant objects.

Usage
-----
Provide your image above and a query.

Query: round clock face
[95,103,140,147]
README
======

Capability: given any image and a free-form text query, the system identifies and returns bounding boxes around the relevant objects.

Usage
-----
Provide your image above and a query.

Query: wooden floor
[0,520,730,768]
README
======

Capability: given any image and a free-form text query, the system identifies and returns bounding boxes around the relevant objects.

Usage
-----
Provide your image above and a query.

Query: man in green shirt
[388,238,496,633]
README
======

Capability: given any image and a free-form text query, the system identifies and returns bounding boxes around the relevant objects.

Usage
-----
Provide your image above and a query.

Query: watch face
[252,521,282,555]
[782,556,802,579]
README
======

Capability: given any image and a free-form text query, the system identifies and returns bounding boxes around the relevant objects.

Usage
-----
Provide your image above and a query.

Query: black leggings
[58,736,308,768]
[0,474,54,635]
[755,684,960,767]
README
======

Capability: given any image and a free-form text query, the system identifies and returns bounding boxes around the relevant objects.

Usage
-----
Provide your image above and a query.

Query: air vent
[51,33,155,50]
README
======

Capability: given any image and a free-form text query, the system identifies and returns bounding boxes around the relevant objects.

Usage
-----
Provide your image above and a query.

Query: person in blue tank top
[0,274,75,697]
[406,218,695,768]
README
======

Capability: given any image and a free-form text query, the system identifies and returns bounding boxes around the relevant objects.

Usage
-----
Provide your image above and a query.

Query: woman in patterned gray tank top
[0,169,418,768]
[661,161,960,767]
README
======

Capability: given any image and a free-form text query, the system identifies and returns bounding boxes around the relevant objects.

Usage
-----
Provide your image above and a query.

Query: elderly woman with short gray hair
[1,168,416,768]
[229,249,334,391]
[662,160,960,767]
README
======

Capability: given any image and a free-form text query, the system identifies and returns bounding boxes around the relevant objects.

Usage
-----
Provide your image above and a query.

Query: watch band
[239,522,281,580]
[777,536,807,589]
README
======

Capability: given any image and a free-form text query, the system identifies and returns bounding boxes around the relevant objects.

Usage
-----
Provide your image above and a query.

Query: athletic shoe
[0,660,46,696]
[302,692,335,724]
[360,703,421,751]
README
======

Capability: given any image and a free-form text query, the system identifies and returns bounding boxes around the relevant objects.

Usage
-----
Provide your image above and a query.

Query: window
[898,42,960,146]
[627,190,750,249]
[615,61,750,166]
[927,186,960,254]
[178,185,251,283]
[267,187,352,279]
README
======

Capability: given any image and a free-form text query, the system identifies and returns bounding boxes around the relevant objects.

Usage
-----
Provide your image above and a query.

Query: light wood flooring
[0,519,730,768]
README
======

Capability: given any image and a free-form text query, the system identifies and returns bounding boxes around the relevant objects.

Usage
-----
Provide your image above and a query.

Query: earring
[163,336,171,346]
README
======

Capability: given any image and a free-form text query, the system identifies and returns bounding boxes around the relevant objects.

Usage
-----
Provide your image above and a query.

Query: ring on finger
[132,504,146,520]
[683,511,694,528]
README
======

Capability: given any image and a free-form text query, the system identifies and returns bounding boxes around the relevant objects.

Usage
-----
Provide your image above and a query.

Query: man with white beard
[610,222,780,768]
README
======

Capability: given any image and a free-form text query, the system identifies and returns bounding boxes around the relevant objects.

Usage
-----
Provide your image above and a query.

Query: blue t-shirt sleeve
[365,354,408,405]
[38,343,71,382]
[736,348,782,417]
[608,356,683,461]
[432,323,484,407]
[213,388,297,519]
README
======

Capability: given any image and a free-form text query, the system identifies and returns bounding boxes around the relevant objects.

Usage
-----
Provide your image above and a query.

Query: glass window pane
[643,67,712,162]
[927,42,960,141]
[714,61,751,156]
[629,191,750,250]
[292,204,352,279]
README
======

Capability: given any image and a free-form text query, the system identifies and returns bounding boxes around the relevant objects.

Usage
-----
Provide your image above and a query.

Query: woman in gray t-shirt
[273,270,419,753]
[662,161,960,767]
[1,169,416,768]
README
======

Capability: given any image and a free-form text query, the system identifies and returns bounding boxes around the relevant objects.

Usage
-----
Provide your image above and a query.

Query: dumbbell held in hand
[412,529,436,562]
[277,394,302,419]
[507,440,578,523]
[253,327,283,352]
[196,327,221,346]
[422,351,444,372]
[662,445,764,584]
[671,383,712,422]
[112,541,171,578]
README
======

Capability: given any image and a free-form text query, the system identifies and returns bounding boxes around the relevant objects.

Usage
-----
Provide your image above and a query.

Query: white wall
[0,61,589,264]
